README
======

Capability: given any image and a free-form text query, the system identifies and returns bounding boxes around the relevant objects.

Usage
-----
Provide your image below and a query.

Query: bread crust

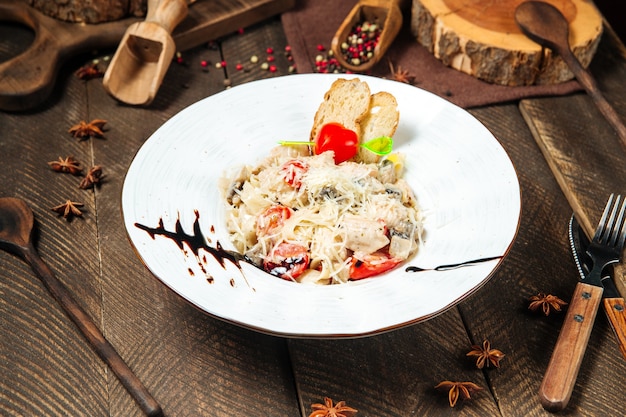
[310,78,400,164]
[358,91,399,163]
[310,79,371,142]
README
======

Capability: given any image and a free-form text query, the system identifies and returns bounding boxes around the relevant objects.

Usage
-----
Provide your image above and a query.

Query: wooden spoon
[515,1,626,149]
[0,198,162,417]
[103,0,188,106]
[331,0,403,72]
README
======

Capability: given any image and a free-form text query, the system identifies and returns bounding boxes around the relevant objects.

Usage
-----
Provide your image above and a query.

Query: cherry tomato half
[280,159,308,188]
[315,122,358,164]
[263,242,310,280]
[349,252,402,280]
[256,205,292,236]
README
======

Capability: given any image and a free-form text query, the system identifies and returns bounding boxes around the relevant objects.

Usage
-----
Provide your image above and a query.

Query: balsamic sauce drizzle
[405,256,503,273]
[136,210,504,285]
[135,210,251,287]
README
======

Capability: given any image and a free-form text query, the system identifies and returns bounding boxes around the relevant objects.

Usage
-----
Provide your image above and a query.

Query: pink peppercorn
[235,63,244,70]
[340,20,382,67]
[200,60,208,67]
[266,47,274,54]
[269,65,277,72]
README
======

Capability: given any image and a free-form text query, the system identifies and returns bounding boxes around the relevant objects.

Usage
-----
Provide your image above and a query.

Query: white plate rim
[121,73,522,338]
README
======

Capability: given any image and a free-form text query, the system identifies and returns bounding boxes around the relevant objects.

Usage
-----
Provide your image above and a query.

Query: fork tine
[593,193,615,243]
[612,195,626,252]
[606,195,624,247]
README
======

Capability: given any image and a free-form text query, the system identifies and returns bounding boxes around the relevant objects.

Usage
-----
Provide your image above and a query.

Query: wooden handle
[23,246,163,416]
[539,282,603,412]
[558,45,626,149]
[146,0,188,33]
[603,297,626,361]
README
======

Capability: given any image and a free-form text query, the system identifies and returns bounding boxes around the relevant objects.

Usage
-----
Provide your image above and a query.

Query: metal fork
[540,194,626,412]
[587,194,626,284]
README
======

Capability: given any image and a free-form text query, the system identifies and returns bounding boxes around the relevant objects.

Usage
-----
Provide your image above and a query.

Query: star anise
[48,156,83,175]
[51,200,84,220]
[467,339,505,369]
[75,62,104,80]
[388,60,414,84]
[68,119,107,140]
[528,293,568,316]
[309,397,357,417]
[79,165,103,189]
[435,381,482,407]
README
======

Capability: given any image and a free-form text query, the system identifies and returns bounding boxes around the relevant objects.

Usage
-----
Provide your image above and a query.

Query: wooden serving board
[0,0,295,111]
[410,0,603,86]
[519,27,626,296]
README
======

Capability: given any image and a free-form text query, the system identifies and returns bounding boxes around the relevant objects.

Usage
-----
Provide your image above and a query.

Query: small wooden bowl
[331,0,403,72]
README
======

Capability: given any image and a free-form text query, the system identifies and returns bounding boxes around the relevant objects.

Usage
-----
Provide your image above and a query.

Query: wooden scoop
[331,0,403,72]
[515,1,626,149]
[0,198,162,417]
[103,0,188,106]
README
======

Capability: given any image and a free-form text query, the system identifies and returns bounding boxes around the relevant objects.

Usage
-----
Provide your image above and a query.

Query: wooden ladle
[515,1,626,149]
[331,0,403,72]
[0,198,162,417]
[103,0,188,106]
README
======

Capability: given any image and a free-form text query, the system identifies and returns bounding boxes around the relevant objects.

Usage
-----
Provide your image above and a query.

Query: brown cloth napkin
[281,0,582,108]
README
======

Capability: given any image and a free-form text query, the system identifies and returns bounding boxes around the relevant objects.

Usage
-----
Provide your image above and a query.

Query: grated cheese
[220,146,423,284]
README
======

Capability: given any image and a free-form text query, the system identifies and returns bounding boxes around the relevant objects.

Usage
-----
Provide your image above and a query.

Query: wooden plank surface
[0,18,300,417]
[175,0,296,50]
[90,19,301,417]
[519,25,626,296]
[0,0,295,111]
[463,105,626,416]
[2,9,626,417]
[0,36,109,415]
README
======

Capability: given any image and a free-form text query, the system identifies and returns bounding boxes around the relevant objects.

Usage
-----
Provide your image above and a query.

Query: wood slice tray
[0,0,295,111]
[410,0,603,86]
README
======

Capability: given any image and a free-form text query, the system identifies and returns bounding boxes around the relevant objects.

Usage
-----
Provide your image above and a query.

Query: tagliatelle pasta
[220,145,423,284]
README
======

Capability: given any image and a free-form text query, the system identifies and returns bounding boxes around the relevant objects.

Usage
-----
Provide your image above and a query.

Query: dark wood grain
[84,19,300,417]
[519,25,626,297]
[1,17,300,417]
[603,298,626,360]
[510,23,626,416]
[0,31,110,416]
[175,0,296,51]
[515,1,626,146]
[290,310,501,416]
[0,0,295,111]
[460,104,577,417]
[538,283,603,412]
[2,8,626,417]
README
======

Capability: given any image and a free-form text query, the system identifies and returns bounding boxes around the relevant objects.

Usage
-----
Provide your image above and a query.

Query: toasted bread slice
[310,78,371,142]
[357,91,399,163]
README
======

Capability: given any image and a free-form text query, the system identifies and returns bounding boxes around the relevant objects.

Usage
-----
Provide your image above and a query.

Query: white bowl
[122,74,521,338]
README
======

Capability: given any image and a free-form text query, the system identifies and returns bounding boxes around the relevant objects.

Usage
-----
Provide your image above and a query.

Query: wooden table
[1,7,625,417]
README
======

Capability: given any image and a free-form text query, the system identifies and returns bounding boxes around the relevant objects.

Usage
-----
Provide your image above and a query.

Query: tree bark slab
[410,0,603,86]
[25,0,146,23]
